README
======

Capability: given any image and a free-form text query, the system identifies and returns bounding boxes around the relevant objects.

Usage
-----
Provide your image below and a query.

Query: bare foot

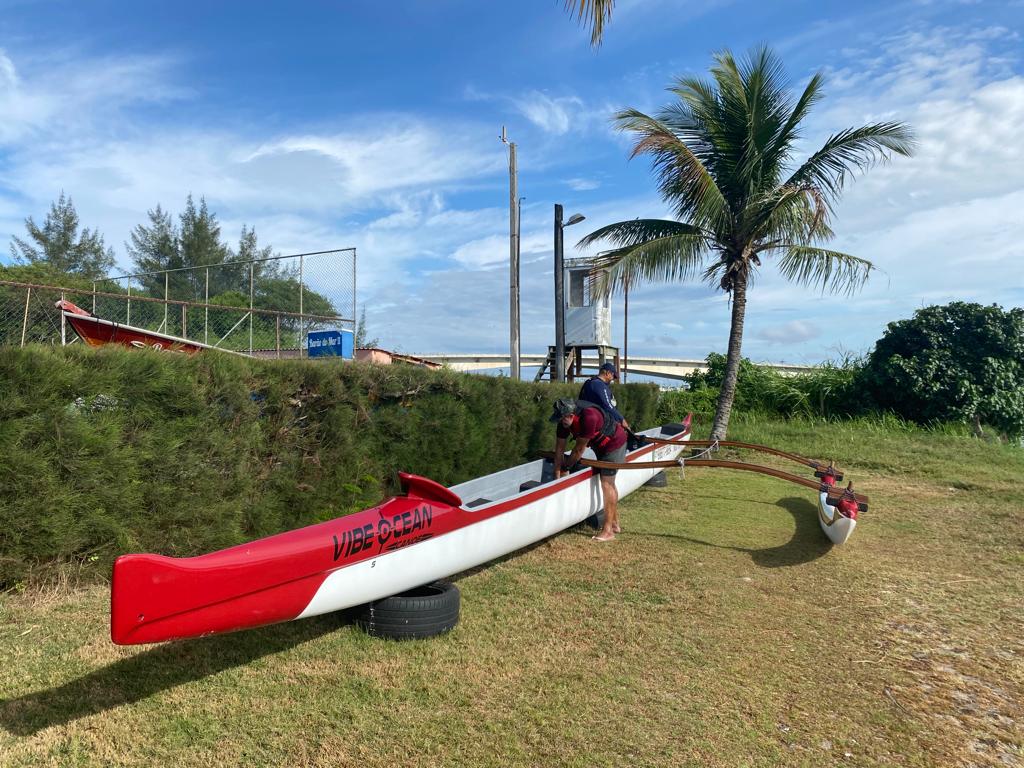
[592,532,616,542]
[612,523,622,534]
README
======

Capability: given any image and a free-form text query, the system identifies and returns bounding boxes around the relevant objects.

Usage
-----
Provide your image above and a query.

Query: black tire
[661,422,688,436]
[356,581,460,640]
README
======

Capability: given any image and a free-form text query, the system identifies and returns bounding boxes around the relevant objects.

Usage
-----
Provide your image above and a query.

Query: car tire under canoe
[356,581,460,640]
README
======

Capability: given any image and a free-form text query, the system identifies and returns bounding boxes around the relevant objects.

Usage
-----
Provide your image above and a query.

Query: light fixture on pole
[553,204,586,383]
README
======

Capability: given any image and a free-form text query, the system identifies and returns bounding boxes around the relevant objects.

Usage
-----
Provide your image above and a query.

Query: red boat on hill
[56,300,229,355]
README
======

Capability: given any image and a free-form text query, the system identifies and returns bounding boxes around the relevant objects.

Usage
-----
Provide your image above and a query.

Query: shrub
[0,345,658,586]
[858,302,1024,439]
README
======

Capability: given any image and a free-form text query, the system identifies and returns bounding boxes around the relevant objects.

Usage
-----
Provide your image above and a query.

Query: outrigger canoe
[111,417,693,645]
[56,300,223,355]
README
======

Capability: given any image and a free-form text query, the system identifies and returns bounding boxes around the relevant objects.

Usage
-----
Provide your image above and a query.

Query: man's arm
[563,436,589,476]
[553,436,567,477]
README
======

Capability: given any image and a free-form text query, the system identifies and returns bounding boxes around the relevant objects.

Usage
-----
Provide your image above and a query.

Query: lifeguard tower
[536,258,619,382]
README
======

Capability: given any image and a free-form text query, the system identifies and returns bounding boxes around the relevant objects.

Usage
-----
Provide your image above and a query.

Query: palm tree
[564,0,615,46]
[579,47,914,440]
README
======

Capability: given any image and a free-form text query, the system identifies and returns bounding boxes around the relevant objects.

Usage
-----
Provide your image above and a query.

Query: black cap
[599,362,618,377]
[549,397,576,422]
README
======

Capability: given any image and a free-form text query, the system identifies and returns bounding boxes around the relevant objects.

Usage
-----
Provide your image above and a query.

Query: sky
[1,0,1022,369]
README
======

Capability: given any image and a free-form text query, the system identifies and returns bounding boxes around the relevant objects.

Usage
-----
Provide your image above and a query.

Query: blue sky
[1,0,1022,366]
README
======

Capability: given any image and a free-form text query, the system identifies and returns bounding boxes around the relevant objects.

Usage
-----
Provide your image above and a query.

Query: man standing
[578,362,630,431]
[550,397,628,542]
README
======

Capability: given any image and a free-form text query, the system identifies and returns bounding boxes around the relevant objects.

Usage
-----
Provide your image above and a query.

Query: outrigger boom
[542,435,865,547]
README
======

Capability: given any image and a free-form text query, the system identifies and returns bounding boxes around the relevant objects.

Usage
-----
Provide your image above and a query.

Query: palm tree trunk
[710,275,748,441]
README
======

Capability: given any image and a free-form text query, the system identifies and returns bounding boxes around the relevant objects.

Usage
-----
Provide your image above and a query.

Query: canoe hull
[111,419,691,645]
[58,300,215,354]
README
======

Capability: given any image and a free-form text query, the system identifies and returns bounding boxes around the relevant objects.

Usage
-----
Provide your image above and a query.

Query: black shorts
[595,443,626,476]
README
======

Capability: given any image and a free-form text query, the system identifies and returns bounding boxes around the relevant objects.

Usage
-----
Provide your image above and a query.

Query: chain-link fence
[0,248,356,357]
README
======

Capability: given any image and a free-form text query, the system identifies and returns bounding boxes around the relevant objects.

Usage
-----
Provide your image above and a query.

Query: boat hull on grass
[111,417,692,645]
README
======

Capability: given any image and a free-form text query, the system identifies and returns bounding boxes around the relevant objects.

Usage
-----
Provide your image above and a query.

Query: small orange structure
[354,348,441,369]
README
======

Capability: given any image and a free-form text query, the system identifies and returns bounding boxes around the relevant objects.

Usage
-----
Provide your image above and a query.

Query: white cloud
[514,91,584,134]
[567,177,601,191]
[756,320,821,345]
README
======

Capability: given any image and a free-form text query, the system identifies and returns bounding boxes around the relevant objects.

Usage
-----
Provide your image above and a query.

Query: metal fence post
[299,253,304,358]
[92,282,96,315]
[127,282,131,325]
[61,291,66,346]
[21,287,31,347]
[249,263,254,355]
[164,272,169,333]
[276,315,281,359]
[204,268,209,345]
[182,303,187,338]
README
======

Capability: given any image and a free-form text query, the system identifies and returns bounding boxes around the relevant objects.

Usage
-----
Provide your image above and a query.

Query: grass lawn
[1,417,1021,767]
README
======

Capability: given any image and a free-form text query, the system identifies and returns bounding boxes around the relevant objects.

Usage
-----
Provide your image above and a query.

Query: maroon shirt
[557,407,627,452]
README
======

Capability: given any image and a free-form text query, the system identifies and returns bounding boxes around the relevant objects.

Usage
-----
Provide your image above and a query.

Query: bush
[0,345,659,586]
[683,352,865,420]
[858,302,1024,439]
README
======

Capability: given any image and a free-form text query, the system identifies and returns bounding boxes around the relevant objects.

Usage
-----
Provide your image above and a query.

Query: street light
[554,204,586,383]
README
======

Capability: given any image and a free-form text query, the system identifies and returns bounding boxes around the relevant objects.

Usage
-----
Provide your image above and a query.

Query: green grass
[1,417,1022,767]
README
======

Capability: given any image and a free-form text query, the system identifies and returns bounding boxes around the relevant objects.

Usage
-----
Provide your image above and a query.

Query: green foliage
[679,353,863,420]
[0,346,658,587]
[859,302,1024,438]
[9,193,115,280]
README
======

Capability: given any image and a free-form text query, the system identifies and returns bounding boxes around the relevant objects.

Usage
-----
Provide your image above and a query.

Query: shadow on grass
[641,495,833,568]
[0,611,351,736]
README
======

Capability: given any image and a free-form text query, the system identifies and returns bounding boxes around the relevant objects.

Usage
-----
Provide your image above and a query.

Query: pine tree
[125,204,180,295]
[10,192,115,280]
[178,195,229,299]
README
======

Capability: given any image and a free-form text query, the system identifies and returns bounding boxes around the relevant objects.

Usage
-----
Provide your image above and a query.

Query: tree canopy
[10,193,115,280]
[860,302,1024,439]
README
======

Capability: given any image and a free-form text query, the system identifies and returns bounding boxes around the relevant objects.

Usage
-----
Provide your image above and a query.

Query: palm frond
[746,183,833,245]
[784,123,916,204]
[564,0,615,47]
[577,219,711,295]
[613,109,732,229]
[776,245,875,295]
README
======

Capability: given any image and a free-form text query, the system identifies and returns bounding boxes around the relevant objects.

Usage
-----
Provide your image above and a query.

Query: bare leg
[593,475,619,542]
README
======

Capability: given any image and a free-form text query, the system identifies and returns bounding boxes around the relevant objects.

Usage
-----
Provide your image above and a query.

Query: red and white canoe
[111,416,693,645]
[56,300,223,355]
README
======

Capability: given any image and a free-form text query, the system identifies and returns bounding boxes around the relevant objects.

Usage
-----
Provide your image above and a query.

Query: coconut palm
[565,0,615,46]
[579,47,914,440]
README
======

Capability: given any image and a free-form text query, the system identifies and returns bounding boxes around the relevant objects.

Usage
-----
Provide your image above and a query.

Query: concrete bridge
[414,353,817,382]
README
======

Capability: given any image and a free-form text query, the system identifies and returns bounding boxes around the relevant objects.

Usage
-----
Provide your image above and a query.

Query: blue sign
[307,329,353,359]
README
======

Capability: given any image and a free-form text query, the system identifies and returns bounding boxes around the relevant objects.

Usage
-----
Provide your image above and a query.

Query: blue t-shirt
[578,377,624,422]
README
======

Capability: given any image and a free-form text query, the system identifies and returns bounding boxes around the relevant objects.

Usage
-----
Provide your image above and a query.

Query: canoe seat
[465,498,491,509]
[519,480,542,493]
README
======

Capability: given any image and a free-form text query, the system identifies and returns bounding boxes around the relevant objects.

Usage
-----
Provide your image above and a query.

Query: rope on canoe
[676,439,719,478]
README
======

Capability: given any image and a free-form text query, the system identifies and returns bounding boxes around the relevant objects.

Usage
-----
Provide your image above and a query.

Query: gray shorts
[595,443,626,476]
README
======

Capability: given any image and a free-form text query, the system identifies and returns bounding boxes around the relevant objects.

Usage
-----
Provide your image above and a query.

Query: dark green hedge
[0,345,658,586]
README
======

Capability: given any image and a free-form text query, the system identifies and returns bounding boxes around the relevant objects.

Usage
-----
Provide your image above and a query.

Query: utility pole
[501,126,520,380]
[554,204,565,383]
